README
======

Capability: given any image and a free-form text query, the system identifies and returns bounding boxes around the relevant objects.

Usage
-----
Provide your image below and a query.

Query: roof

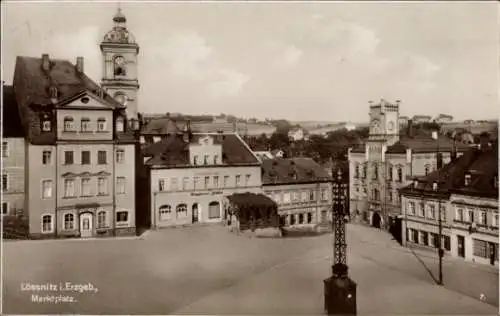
[386,136,472,154]
[13,55,122,109]
[400,142,498,199]
[2,85,25,137]
[143,133,260,167]
[262,157,332,185]
[227,193,277,208]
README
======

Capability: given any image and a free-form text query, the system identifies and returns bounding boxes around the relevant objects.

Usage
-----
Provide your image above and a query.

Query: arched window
[373,163,378,180]
[176,204,188,218]
[114,55,127,76]
[97,211,107,228]
[64,117,74,131]
[159,205,172,221]
[397,167,403,182]
[208,201,220,219]
[116,117,124,133]
[42,215,53,233]
[64,213,74,230]
[41,114,52,132]
[97,118,107,132]
[355,164,360,178]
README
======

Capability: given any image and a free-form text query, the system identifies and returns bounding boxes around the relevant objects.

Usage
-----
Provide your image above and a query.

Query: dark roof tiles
[262,158,331,185]
[2,85,25,138]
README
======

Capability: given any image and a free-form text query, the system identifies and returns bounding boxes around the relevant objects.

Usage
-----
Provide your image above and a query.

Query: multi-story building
[2,85,26,217]
[399,116,410,127]
[261,158,333,230]
[348,99,471,241]
[10,53,138,239]
[140,127,262,228]
[435,114,454,124]
[400,138,498,266]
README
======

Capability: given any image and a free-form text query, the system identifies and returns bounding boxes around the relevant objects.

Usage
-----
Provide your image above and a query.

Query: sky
[2,1,499,122]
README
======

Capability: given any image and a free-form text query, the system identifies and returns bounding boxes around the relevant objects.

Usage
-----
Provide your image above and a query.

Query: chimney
[76,56,84,73]
[42,54,50,72]
[407,119,413,138]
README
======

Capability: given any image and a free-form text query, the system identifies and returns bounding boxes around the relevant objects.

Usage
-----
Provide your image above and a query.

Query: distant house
[288,128,306,141]
[412,115,432,124]
[435,114,453,124]
[271,149,285,158]
[254,151,274,161]
[399,116,410,126]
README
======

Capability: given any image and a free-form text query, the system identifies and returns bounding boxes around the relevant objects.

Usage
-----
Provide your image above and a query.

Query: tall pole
[433,130,443,286]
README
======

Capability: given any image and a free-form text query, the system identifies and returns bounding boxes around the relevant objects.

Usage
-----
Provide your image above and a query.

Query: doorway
[372,212,382,229]
[192,203,199,223]
[457,235,465,258]
[80,213,93,238]
[488,242,497,265]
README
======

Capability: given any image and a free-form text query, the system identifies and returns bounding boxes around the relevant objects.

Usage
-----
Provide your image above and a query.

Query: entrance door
[192,204,199,223]
[372,212,382,229]
[488,242,496,265]
[457,235,465,258]
[80,213,93,238]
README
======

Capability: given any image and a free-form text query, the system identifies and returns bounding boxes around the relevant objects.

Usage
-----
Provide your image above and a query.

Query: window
[81,118,91,132]
[362,164,367,179]
[64,117,74,131]
[42,117,52,132]
[465,174,471,186]
[97,118,107,132]
[116,149,125,163]
[176,204,188,218]
[214,155,219,164]
[98,151,107,164]
[372,164,378,180]
[64,213,74,230]
[479,211,487,226]
[309,190,315,201]
[81,151,91,165]
[159,179,166,192]
[117,211,128,223]
[388,166,393,180]
[418,202,425,217]
[159,205,172,221]
[397,167,403,182]
[493,213,499,227]
[388,192,393,202]
[413,229,419,243]
[41,215,53,233]
[97,177,107,195]
[283,192,291,203]
[467,209,474,223]
[193,156,198,165]
[301,191,307,202]
[116,177,126,194]
[355,164,359,178]
[473,239,488,258]
[428,204,436,219]
[208,201,220,219]
[81,178,92,196]
[213,176,219,188]
[2,141,8,157]
[245,174,251,186]
[307,213,312,224]
[408,201,415,215]
[182,177,189,190]
[204,176,210,189]
[293,191,300,201]
[64,179,75,198]
[420,231,428,246]
[235,175,241,187]
[194,177,200,190]
[321,189,328,201]
[42,180,52,198]
[2,174,8,191]
[443,235,451,251]
[97,211,107,228]
[290,214,296,225]
[430,233,438,248]
[42,150,52,165]
[223,176,229,187]
[372,189,379,201]
[171,178,178,191]
[2,202,8,215]
[64,151,74,164]
[116,117,124,132]
[424,166,430,176]
[204,155,209,165]
[298,213,304,224]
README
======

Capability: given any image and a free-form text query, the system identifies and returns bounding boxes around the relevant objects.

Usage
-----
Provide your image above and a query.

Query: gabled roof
[262,157,331,185]
[400,142,498,199]
[13,55,122,109]
[2,85,25,138]
[143,133,260,167]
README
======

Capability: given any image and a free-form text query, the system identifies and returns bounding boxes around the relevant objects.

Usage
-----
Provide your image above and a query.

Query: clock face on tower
[115,56,126,66]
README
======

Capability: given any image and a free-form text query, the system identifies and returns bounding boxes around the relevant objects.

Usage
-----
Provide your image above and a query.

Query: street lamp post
[432,130,444,286]
[129,117,142,234]
[324,168,357,315]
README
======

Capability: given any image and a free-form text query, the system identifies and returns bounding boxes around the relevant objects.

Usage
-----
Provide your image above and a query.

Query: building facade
[10,53,137,239]
[141,130,262,228]
[400,140,498,266]
[262,158,333,230]
[348,99,471,240]
[2,85,26,217]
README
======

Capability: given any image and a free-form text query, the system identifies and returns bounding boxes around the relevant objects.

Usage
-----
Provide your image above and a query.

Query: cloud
[161,30,249,97]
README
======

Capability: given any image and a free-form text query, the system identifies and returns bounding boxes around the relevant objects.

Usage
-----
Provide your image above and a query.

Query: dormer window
[64,117,74,131]
[116,117,124,133]
[97,118,107,132]
[41,115,51,132]
[464,173,471,186]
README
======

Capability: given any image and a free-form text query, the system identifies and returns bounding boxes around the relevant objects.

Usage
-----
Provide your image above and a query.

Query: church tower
[100,8,140,119]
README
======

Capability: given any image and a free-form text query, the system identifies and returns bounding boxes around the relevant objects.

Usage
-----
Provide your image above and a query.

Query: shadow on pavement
[409,247,440,285]
[281,229,331,239]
